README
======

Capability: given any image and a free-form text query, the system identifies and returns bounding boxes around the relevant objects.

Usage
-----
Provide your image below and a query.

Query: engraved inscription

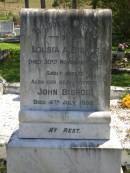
[63,128,80,134]
[62,89,93,96]
[21,10,111,111]
[48,127,81,134]
[48,128,58,133]
[37,88,58,96]
[32,46,59,53]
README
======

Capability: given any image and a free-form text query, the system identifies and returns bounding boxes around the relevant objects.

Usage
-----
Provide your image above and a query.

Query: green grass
[0,11,14,20]
[0,43,20,82]
[112,73,130,87]
[0,159,6,173]
[0,43,20,50]
[0,15,9,20]
[0,50,20,82]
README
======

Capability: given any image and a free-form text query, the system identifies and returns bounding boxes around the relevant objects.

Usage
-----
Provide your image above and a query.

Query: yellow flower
[121,94,130,108]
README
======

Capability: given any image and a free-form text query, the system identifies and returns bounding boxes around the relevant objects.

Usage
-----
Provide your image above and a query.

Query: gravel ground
[0,94,19,145]
[110,100,130,148]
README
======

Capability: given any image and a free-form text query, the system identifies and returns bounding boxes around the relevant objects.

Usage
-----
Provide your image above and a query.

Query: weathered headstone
[19,9,111,139]
[21,9,111,111]
[0,21,14,34]
[7,9,121,173]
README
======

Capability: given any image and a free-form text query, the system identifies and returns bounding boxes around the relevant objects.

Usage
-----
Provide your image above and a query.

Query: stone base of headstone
[7,133,121,173]
[19,111,111,139]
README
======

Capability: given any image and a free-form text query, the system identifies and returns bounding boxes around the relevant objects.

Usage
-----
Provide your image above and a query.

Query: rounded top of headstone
[20,8,112,17]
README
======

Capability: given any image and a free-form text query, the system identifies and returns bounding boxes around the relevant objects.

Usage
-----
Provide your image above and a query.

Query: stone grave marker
[19,9,111,139]
[7,9,122,173]
[0,21,14,34]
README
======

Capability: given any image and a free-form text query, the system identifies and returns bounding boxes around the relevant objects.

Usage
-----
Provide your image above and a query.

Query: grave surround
[0,21,14,34]
[7,9,122,173]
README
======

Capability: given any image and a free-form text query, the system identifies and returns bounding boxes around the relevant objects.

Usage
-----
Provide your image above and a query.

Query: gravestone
[7,9,122,173]
[19,9,111,139]
[0,21,14,34]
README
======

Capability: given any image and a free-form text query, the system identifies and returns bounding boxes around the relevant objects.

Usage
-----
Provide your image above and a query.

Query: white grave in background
[0,21,14,34]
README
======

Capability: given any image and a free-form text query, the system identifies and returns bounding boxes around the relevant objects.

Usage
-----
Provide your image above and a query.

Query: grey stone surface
[5,83,20,94]
[7,134,121,173]
[3,83,129,99]
[19,9,112,139]
[20,9,111,112]
[18,116,111,140]
[19,110,110,139]
[0,21,14,34]
[19,110,111,123]
[19,122,110,139]
[111,86,130,99]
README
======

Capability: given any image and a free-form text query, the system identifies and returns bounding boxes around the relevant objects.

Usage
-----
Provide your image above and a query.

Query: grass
[0,44,20,82]
[0,59,20,82]
[112,73,130,87]
[0,159,6,173]
[0,43,20,50]
[0,43,20,82]
[0,14,9,20]
[0,53,20,82]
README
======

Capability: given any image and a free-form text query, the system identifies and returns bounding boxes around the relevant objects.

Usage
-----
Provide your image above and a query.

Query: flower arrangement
[121,94,130,108]
[118,43,128,52]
